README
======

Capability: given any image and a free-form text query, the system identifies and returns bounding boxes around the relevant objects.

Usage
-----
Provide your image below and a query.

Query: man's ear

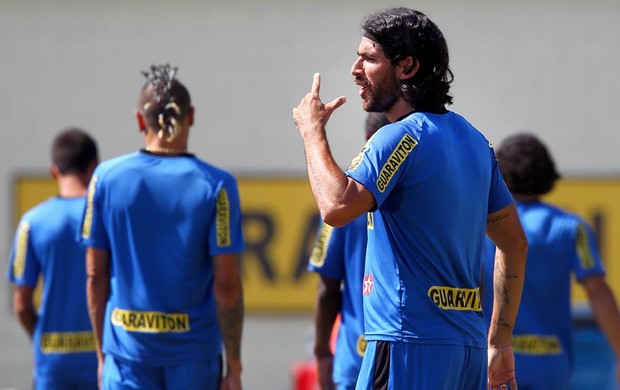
[49,164,60,180]
[400,56,419,79]
[136,110,147,133]
[187,106,195,127]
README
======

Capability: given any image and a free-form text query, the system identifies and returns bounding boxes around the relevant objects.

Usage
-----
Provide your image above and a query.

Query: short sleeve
[208,174,245,255]
[346,122,418,208]
[307,221,346,280]
[6,220,40,287]
[80,173,110,249]
[487,146,514,214]
[572,220,605,281]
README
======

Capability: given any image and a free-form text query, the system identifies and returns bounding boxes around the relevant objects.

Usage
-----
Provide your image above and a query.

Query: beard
[360,71,402,113]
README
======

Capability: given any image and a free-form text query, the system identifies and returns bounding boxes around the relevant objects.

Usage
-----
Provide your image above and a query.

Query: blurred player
[308,112,389,390]
[482,133,620,389]
[293,7,528,389]
[7,128,99,389]
[81,64,244,389]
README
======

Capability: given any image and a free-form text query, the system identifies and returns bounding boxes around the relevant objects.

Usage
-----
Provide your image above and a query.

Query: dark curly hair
[361,7,453,113]
[495,133,561,196]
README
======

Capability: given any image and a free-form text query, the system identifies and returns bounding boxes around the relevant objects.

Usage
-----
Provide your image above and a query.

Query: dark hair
[365,112,390,140]
[138,64,191,140]
[52,128,99,175]
[362,7,453,112]
[495,133,560,196]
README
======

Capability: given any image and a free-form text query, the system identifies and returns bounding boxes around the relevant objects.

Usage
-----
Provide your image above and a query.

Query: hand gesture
[293,73,346,139]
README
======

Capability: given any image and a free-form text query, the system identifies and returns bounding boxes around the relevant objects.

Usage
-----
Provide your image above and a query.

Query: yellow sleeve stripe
[309,224,334,267]
[216,188,231,247]
[81,175,98,239]
[13,221,30,278]
[575,223,595,269]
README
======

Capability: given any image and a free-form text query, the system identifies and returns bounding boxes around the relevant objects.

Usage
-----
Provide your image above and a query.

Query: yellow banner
[12,176,620,311]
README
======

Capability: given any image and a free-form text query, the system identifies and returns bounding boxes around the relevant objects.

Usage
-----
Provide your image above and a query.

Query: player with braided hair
[82,64,245,389]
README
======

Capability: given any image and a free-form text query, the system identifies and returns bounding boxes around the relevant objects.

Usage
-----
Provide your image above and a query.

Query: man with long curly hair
[482,133,620,389]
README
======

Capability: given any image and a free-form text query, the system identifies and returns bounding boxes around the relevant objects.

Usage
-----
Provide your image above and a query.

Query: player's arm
[485,203,528,387]
[293,73,374,227]
[313,275,341,390]
[581,274,620,380]
[86,247,110,369]
[12,285,37,339]
[213,252,244,390]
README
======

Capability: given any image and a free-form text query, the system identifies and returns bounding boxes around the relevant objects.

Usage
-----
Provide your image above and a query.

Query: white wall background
[1,0,619,388]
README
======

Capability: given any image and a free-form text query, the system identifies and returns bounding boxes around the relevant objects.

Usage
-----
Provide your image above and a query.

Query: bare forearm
[302,133,348,219]
[486,204,527,347]
[489,248,525,346]
[587,281,620,358]
[16,309,37,339]
[87,274,109,363]
[13,287,37,339]
[217,286,244,374]
[313,283,341,357]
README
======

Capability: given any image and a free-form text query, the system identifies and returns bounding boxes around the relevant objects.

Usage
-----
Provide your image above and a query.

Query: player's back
[83,150,240,364]
[10,196,97,379]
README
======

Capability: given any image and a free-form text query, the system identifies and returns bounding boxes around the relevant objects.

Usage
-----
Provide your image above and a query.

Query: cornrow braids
[141,64,188,142]
[141,64,178,104]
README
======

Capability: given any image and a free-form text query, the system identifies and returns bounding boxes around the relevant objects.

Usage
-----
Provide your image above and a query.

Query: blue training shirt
[6,196,97,382]
[80,151,244,365]
[482,199,605,386]
[307,215,367,387]
[346,111,512,348]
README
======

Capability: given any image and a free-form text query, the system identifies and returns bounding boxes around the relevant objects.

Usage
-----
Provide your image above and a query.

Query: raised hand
[293,73,346,139]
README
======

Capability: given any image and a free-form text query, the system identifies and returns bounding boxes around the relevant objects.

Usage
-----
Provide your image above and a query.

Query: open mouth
[355,78,369,98]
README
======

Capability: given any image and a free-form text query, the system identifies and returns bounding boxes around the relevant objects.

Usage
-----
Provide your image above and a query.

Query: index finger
[311,73,321,97]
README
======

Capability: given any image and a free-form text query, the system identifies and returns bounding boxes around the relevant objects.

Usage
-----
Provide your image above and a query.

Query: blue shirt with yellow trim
[6,196,98,382]
[482,199,605,386]
[80,151,244,365]
[346,111,512,348]
[307,215,367,386]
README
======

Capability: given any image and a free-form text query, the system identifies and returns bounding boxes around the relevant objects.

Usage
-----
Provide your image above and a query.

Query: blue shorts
[103,354,222,390]
[355,341,486,390]
[35,377,98,390]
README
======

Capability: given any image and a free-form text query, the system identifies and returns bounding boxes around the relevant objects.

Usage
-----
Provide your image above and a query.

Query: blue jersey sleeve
[6,219,40,287]
[208,174,245,255]
[346,123,417,208]
[80,172,110,250]
[307,222,346,281]
[572,220,605,280]
[487,146,513,214]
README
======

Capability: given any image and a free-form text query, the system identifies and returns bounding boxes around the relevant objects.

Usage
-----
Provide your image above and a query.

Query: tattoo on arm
[493,313,513,329]
[487,212,510,224]
[218,295,244,361]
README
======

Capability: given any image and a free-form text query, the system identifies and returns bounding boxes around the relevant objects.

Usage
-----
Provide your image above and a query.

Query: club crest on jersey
[362,274,374,296]
[347,143,371,172]
[356,335,367,356]
[376,133,417,193]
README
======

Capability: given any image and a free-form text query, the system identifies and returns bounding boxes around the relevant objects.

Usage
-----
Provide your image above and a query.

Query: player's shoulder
[192,158,239,184]
[19,196,64,224]
[534,201,585,229]
[93,152,141,178]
